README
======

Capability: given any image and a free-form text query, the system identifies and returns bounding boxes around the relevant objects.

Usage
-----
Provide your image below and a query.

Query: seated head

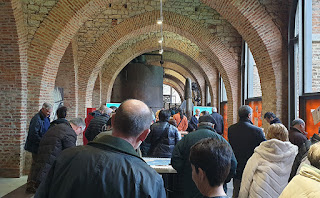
[266,123,289,141]
[198,115,217,128]
[190,138,232,193]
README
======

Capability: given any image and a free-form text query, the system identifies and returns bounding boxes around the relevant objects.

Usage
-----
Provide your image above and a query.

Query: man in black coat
[35,99,166,198]
[85,106,112,141]
[27,118,85,193]
[171,115,237,198]
[211,107,224,135]
[228,105,266,197]
[289,118,308,149]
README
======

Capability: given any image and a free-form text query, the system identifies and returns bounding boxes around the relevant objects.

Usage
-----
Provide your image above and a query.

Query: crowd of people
[23,100,320,197]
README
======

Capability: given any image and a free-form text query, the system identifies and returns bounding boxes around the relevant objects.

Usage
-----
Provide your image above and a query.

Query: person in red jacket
[173,108,188,131]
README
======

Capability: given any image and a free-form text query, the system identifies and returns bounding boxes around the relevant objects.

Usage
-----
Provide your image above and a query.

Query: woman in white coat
[239,123,298,198]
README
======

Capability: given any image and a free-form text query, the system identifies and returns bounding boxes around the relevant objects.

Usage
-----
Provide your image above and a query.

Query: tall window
[289,0,320,137]
[163,84,181,104]
[242,42,262,101]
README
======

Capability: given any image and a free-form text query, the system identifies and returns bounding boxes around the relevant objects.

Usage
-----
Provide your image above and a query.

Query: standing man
[228,105,266,198]
[85,106,112,141]
[289,118,308,149]
[211,107,224,135]
[35,99,166,198]
[171,115,237,198]
[28,118,85,193]
[264,112,282,125]
[187,108,200,132]
[25,102,52,193]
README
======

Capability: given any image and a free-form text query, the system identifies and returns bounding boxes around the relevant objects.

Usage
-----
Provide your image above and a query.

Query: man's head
[99,105,107,113]
[292,118,306,133]
[212,107,217,113]
[266,123,289,141]
[190,138,232,194]
[112,99,153,149]
[238,105,252,119]
[159,110,171,122]
[69,118,86,136]
[109,106,118,113]
[195,109,200,116]
[264,112,276,124]
[198,115,216,128]
[308,142,320,169]
[56,106,67,119]
[41,102,53,117]
[200,111,210,116]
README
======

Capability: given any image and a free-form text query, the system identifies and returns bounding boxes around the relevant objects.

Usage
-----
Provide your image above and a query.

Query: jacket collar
[39,110,47,120]
[239,117,253,124]
[88,135,141,159]
[197,124,216,132]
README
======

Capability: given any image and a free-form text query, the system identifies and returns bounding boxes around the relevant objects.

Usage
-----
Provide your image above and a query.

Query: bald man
[35,99,166,198]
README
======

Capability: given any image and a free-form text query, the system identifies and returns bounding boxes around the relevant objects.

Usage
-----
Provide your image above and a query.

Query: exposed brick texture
[201,0,288,128]
[0,0,28,177]
[78,11,239,125]
[55,44,77,118]
[0,0,296,177]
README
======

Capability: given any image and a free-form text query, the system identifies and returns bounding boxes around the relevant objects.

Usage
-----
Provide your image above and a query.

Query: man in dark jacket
[142,109,181,157]
[187,108,200,132]
[171,115,237,198]
[264,111,282,125]
[228,105,266,197]
[35,99,166,198]
[26,118,85,193]
[289,118,308,149]
[85,106,112,141]
[211,107,224,135]
[25,102,52,193]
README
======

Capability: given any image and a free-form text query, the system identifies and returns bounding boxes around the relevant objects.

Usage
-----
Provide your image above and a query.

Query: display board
[193,106,213,115]
[106,103,121,108]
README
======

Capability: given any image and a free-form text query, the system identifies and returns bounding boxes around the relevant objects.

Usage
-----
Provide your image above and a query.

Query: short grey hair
[212,107,217,113]
[69,118,86,129]
[42,102,52,110]
[103,107,113,115]
[99,105,107,112]
[238,105,252,118]
[291,118,305,127]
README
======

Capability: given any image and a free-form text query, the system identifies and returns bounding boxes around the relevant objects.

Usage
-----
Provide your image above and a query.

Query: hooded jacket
[239,139,298,198]
[279,164,320,198]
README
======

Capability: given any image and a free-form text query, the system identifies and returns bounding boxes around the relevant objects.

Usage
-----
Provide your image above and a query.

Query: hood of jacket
[300,164,320,182]
[254,139,298,162]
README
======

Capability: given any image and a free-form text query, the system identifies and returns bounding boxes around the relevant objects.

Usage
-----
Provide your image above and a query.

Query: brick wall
[55,44,77,118]
[92,74,101,108]
[0,0,28,177]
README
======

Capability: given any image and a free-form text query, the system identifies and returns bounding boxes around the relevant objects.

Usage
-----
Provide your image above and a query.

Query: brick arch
[163,81,183,102]
[201,0,286,126]
[164,74,185,92]
[80,11,239,123]
[164,69,186,86]
[149,60,195,84]
[26,0,111,113]
[98,37,218,111]
[146,52,206,104]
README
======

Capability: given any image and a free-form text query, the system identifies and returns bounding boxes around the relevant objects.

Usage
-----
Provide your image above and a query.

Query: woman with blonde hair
[239,123,298,198]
